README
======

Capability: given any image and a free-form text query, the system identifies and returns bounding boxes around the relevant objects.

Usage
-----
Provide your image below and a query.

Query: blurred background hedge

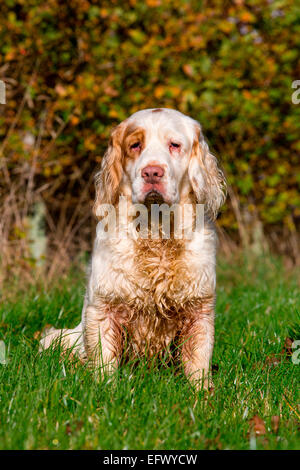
[0,0,299,279]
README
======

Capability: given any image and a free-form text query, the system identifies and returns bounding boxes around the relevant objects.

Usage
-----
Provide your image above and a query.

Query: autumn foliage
[0,0,299,276]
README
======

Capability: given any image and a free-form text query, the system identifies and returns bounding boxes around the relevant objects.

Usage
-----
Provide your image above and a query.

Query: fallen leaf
[249,415,266,436]
[281,337,293,358]
[264,354,282,368]
[264,336,295,368]
[65,423,72,435]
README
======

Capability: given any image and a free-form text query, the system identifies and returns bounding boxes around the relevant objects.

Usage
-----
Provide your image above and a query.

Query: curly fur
[40,108,226,390]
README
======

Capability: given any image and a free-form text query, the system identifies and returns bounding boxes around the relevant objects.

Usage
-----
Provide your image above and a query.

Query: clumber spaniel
[41,108,226,390]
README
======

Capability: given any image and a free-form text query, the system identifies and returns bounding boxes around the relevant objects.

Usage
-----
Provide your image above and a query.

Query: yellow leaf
[154,86,165,99]
[70,116,79,126]
[108,109,120,118]
[239,11,256,23]
[146,0,161,6]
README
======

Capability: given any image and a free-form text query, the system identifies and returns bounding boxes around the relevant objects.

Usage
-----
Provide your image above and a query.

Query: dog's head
[94,108,226,219]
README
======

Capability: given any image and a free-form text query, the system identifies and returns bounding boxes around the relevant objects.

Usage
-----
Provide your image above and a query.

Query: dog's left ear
[188,125,227,219]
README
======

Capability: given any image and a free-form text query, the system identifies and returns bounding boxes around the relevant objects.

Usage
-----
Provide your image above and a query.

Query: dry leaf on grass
[264,354,282,368]
[65,420,83,436]
[281,337,294,357]
[249,415,266,436]
[65,423,72,435]
[264,337,295,368]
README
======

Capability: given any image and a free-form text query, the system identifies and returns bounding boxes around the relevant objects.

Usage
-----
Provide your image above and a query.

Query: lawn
[0,254,299,450]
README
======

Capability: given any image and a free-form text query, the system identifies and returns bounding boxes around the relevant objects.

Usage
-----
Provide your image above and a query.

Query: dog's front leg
[181,296,215,390]
[84,304,123,377]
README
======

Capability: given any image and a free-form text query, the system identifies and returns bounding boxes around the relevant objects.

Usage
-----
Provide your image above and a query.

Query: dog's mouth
[144,190,165,208]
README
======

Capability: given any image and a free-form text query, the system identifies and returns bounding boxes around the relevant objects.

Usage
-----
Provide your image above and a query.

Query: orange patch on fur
[123,125,145,160]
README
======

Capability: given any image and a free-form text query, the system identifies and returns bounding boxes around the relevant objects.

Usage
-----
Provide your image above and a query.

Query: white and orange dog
[41,108,226,389]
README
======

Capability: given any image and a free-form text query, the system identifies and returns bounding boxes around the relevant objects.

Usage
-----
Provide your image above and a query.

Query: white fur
[40,108,226,389]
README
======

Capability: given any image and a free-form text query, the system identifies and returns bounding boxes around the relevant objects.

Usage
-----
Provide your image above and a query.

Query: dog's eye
[130,141,141,150]
[169,142,181,151]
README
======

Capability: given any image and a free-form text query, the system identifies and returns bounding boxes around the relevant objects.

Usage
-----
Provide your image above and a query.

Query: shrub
[0,0,299,274]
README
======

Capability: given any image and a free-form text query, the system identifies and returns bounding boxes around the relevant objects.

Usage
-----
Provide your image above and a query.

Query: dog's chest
[108,239,192,356]
[93,237,210,357]
[132,238,191,310]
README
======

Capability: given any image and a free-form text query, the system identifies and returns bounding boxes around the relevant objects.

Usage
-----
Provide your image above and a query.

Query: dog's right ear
[93,122,126,217]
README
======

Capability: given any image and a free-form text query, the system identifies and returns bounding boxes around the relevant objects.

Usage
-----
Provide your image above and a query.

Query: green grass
[0,255,299,450]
